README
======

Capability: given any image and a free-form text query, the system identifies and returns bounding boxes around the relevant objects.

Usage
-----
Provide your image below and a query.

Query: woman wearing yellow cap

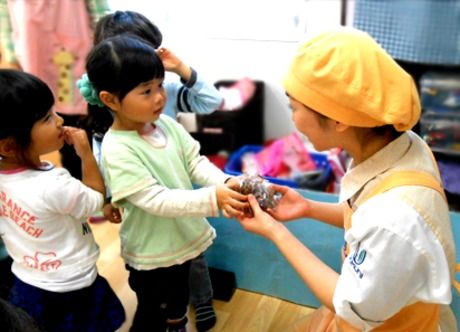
[236,27,456,331]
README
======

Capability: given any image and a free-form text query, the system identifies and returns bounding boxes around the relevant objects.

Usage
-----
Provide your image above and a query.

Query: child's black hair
[0,298,42,332]
[0,69,54,150]
[86,11,163,137]
[86,35,165,103]
[94,11,163,48]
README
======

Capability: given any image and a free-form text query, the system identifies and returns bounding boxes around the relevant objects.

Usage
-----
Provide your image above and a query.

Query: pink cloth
[7,0,93,115]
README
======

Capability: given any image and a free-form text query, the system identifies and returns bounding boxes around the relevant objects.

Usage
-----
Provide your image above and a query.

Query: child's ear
[99,91,121,112]
[0,137,19,157]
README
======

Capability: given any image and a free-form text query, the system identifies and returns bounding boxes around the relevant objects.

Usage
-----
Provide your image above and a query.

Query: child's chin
[57,140,66,150]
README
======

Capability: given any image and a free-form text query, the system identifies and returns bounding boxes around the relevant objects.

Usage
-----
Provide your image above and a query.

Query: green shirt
[102,115,224,270]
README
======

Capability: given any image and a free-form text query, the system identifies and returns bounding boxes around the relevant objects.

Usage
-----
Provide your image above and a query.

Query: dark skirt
[9,274,125,332]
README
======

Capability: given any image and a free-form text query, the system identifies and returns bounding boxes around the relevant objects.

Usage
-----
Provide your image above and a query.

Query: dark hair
[88,11,163,136]
[86,35,165,103]
[0,69,54,150]
[94,11,163,48]
[0,298,42,332]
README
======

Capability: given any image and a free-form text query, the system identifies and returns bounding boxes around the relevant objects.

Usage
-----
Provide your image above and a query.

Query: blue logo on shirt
[349,244,366,279]
[353,249,366,265]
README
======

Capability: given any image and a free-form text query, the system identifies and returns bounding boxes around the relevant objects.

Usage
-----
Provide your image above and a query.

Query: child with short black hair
[0,69,125,332]
[79,35,246,332]
[89,10,225,331]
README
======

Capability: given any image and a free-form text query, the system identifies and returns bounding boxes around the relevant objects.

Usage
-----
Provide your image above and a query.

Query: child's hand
[156,47,191,79]
[224,177,240,191]
[103,203,122,224]
[63,127,91,159]
[216,185,248,218]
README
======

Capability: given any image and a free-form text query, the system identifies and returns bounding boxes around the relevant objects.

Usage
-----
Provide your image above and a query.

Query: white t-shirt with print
[0,165,103,292]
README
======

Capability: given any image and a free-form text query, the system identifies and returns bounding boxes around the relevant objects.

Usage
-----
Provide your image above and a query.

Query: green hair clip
[77,74,105,107]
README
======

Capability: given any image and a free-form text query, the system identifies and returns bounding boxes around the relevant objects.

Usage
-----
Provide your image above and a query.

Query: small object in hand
[237,174,282,216]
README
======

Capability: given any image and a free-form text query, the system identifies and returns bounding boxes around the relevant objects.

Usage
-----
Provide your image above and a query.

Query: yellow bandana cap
[283,27,420,131]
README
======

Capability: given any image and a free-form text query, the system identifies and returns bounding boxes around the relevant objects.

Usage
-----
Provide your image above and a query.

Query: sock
[167,316,188,332]
[194,301,217,332]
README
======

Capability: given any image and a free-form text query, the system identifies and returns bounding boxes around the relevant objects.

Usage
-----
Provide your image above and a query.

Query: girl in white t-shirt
[0,69,125,332]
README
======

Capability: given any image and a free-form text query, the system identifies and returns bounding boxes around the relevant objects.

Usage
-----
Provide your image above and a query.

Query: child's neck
[0,158,27,171]
[0,155,44,171]
[112,121,156,134]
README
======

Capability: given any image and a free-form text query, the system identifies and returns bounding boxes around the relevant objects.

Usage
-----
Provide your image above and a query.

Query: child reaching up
[0,69,125,331]
[79,35,247,332]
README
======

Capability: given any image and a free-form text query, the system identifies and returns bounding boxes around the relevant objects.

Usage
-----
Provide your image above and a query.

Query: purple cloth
[438,159,460,194]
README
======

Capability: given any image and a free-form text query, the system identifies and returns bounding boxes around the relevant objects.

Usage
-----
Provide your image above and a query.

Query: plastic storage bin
[420,72,460,112]
[420,111,460,154]
[225,145,331,190]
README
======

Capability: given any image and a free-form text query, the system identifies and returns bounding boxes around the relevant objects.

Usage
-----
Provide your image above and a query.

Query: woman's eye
[143,89,151,95]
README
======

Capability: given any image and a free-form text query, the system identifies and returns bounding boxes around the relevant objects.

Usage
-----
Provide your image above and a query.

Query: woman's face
[288,97,335,151]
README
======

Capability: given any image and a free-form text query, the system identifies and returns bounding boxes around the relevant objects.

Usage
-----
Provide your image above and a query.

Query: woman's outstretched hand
[266,184,310,222]
[236,195,281,240]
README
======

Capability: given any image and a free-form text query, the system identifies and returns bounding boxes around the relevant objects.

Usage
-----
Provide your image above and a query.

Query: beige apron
[294,170,455,331]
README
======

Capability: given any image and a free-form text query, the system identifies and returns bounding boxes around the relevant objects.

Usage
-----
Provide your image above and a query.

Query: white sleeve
[333,197,451,330]
[43,168,104,220]
[173,116,230,186]
[126,182,220,218]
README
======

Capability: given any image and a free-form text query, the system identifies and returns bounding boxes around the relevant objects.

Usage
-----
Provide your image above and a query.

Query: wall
[108,0,343,140]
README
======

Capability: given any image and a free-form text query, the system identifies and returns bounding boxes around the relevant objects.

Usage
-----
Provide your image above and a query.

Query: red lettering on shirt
[0,191,42,237]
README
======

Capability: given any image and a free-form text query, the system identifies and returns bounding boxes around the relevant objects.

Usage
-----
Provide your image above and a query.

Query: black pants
[0,256,13,299]
[127,261,191,332]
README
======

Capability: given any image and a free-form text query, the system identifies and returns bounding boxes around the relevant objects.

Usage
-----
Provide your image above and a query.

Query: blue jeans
[189,253,213,307]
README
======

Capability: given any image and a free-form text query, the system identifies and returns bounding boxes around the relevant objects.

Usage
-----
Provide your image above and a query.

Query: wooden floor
[90,221,316,332]
[41,151,316,331]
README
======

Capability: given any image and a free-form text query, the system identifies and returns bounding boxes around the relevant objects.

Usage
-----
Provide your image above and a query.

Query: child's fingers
[223,206,244,219]
[228,198,249,211]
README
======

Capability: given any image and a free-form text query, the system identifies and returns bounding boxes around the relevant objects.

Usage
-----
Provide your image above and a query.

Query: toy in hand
[237,174,282,216]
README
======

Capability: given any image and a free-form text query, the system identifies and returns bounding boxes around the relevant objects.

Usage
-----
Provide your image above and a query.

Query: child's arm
[125,181,246,218]
[157,47,192,82]
[64,127,105,196]
[158,47,223,114]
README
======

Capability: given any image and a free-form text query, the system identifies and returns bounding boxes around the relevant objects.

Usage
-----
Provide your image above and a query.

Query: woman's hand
[266,184,310,221]
[236,195,281,240]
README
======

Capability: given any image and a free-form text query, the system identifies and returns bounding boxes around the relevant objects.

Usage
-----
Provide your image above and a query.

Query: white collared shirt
[333,131,454,330]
